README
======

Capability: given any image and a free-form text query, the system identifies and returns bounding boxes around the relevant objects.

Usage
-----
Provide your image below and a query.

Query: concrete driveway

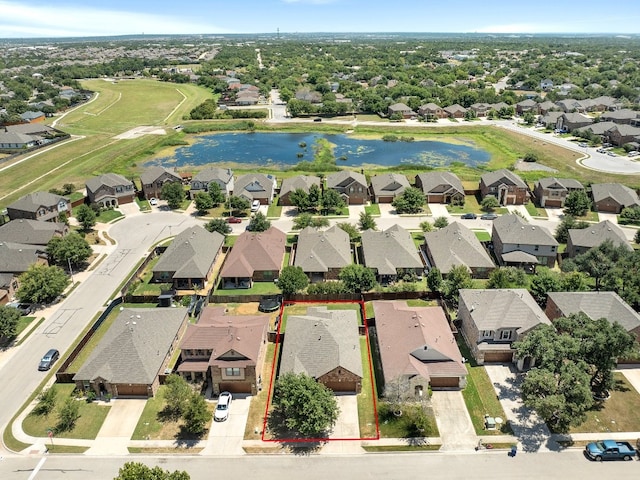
[428,203,449,218]
[430,391,476,451]
[618,366,640,395]
[597,211,619,224]
[202,395,251,455]
[322,394,363,454]
[484,364,555,453]
[117,201,141,216]
[86,399,147,456]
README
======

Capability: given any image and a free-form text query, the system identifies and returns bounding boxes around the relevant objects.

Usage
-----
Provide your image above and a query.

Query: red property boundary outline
[260,299,380,442]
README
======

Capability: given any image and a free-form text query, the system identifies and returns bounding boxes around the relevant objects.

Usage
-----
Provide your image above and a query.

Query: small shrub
[86,390,96,403]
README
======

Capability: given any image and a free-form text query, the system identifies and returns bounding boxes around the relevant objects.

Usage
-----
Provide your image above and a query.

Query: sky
[1,0,640,38]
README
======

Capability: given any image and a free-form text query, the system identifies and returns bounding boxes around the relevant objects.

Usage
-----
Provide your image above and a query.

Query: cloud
[0,1,229,37]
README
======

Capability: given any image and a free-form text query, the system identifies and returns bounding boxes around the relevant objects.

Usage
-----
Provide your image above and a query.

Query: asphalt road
[2,449,640,480]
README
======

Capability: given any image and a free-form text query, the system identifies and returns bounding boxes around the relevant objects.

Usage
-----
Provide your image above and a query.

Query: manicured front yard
[473,230,491,242]
[365,204,381,216]
[23,384,110,439]
[378,402,439,438]
[267,199,282,218]
[130,256,172,296]
[525,202,547,218]
[96,209,124,223]
[569,373,640,434]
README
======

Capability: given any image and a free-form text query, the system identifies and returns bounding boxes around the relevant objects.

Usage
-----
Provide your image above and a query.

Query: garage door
[322,380,356,392]
[483,352,513,363]
[430,377,460,389]
[115,384,148,397]
[545,199,562,208]
[219,382,251,394]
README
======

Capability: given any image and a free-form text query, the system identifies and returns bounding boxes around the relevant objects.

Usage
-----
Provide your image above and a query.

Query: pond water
[150,132,490,169]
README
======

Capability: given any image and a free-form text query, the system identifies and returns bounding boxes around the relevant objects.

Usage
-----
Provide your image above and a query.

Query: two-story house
[492,214,558,269]
[370,173,410,203]
[414,171,465,204]
[566,220,632,257]
[418,103,447,120]
[6,191,70,222]
[326,171,369,205]
[85,173,135,207]
[176,306,270,395]
[479,169,530,206]
[140,166,182,200]
[458,288,551,368]
[234,173,277,205]
[388,103,415,119]
[189,167,234,199]
[533,177,584,208]
[278,175,321,206]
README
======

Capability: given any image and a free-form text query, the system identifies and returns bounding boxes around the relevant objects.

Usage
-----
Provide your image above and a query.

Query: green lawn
[15,316,36,337]
[474,230,491,242]
[578,211,600,222]
[525,202,548,218]
[23,384,110,439]
[135,197,151,212]
[282,251,291,268]
[214,282,280,296]
[267,198,282,218]
[448,195,482,214]
[411,232,425,249]
[96,209,124,223]
[378,402,439,438]
[456,335,511,435]
[357,337,378,438]
[130,256,172,295]
[364,204,381,216]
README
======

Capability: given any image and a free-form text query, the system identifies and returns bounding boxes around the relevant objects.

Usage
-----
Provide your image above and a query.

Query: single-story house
[591,183,640,213]
[361,225,423,282]
[0,241,48,276]
[219,227,286,288]
[556,112,593,132]
[0,219,68,245]
[373,300,467,394]
[86,173,135,207]
[140,166,182,200]
[533,177,584,208]
[152,226,224,290]
[370,173,410,203]
[176,306,269,394]
[73,307,189,398]
[414,171,465,204]
[492,214,558,269]
[279,306,363,393]
[516,99,538,115]
[278,175,321,206]
[294,225,351,282]
[424,222,495,278]
[566,220,632,257]
[458,289,551,368]
[325,171,369,205]
[7,191,70,222]
[479,169,530,205]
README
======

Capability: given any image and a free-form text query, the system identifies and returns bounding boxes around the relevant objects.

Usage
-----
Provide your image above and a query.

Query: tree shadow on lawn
[174,425,208,447]
[266,411,327,455]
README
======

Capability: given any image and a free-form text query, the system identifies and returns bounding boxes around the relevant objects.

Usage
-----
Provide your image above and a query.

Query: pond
[150,132,490,169]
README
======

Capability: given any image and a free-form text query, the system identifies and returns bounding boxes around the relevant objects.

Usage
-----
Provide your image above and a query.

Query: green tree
[419,220,433,233]
[193,192,214,214]
[114,462,190,480]
[0,305,21,338]
[336,222,360,242]
[554,215,589,243]
[204,218,232,236]
[269,372,339,437]
[480,195,499,212]
[561,271,589,292]
[17,264,69,304]
[57,396,80,432]
[293,213,329,230]
[563,190,592,217]
[569,240,620,290]
[183,393,209,435]
[75,204,96,232]
[320,188,346,215]
[487,266,528,289]
[358,211,377,231]
[163,374,191,418]
[391,187,425,214]
[426,267,443,293]
[62,183,75,195]
[433,216,449,229]
[34,387,57,416]
[442,265,473,307]
[228,196,250,215]
[523,111,536,125]
[339,264,377,293]
[208,182,225,206]
[248,212,271,232]
[308,183,322,211]
[161,182,186,209]
[277,266,309,295]
[635,229,640,245]
[46,233,92,269]
[529,268,561,306]
[288,188,311,212]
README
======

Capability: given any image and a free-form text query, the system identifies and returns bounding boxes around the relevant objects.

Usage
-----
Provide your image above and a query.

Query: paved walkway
[506,205,533,222]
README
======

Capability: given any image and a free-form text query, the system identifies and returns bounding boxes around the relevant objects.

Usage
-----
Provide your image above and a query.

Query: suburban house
[540,79,554,90]
[234,173,277,205]
[19,110,45,123]
[537,100,557,115]
[546,291,640,341]
[0,219,68,245]
[603,124,640,147]
[140,166,182,200]
[325,171,369,205]
[219,227,286,288]
[373,301,467,394]
[533,177,584,208]
[152,226,224,290]
[591,183,640,213]
[443,104,467,118]
[576,121,618,138]
[566,220,632,257]
[189,167,234,199]
[492,214,558,269]
[0,241,48,275]
[176,306,269,394]
[600,109,639,125]
[515,99,538,115]
[469,103,492,117]
[361,225,423,282]
[479,169,530,206]
[73,307,189,398]
[418,103,447,119]
[556,112,593,132]
[86,173,135,207]
[0,273,19,305]
[294,225,351,282]
[538,111,563,129]
[423,222,495,278]
[6,191,70,222]
[388,103,415,119]
[458,289,551,367]
[370,173,410,203]
[414,171,465,204]
[279,306,362,393]
[278,175,321,206]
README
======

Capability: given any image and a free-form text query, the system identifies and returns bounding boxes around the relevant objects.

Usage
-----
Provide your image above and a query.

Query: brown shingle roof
[220,227,286,278]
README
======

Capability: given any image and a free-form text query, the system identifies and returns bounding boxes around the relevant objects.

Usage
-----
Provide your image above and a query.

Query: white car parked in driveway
[214,391,232,422]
